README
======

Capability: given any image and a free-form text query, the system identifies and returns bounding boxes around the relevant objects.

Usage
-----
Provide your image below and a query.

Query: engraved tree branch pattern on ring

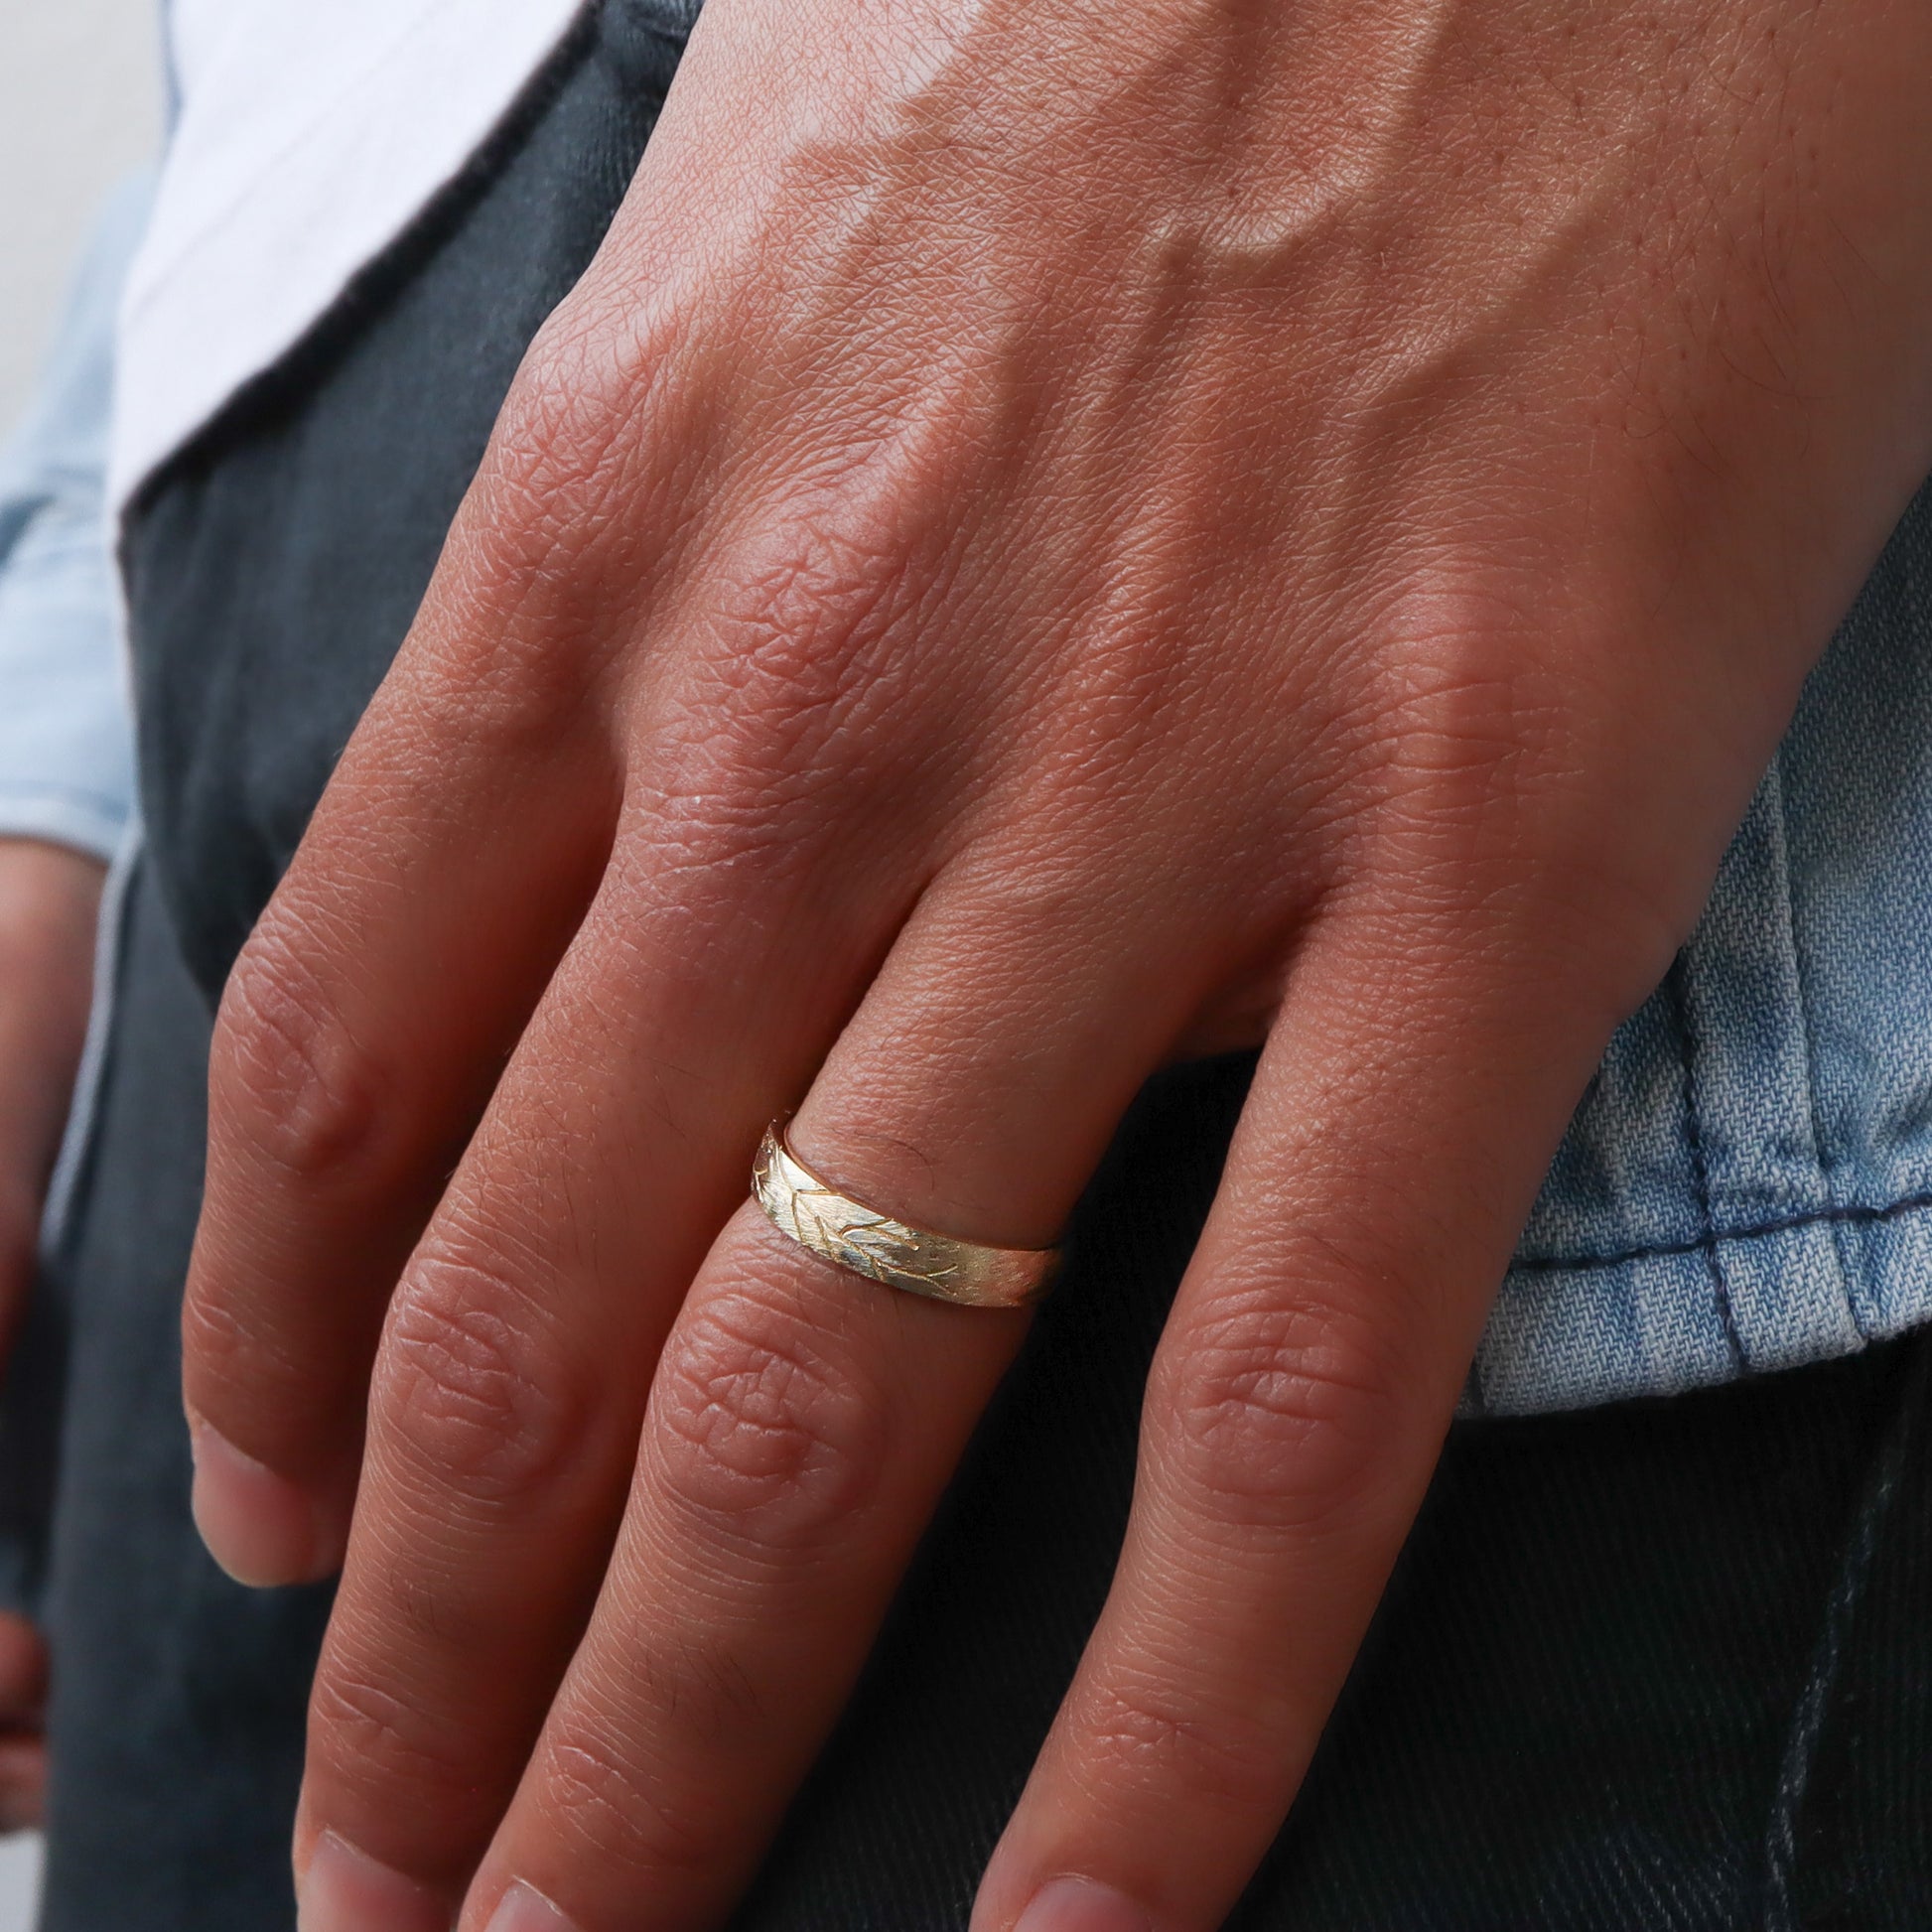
[751,1128,1059,1310]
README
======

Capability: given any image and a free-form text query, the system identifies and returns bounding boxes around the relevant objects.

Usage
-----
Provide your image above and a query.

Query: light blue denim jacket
[6,170,1931,1418]
[0,177,148,865]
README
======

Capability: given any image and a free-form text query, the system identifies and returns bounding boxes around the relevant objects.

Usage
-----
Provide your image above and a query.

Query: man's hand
[182,0,1932,1924]
[0,836,104,1832]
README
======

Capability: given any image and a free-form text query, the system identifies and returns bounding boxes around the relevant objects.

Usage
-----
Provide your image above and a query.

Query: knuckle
[502,286,678,495]
[474,326,643,574]
[211,916,392,1184]
[1158,1290,1405,1532]
[308,1656,479,1802]
[179,1276,267,1405]
[1075,1666,1290,1816]
[374,1251,584,1512]
[613,497,940,897]
[712,508,904,703]
[666,443,950,781]
[649,1285,885,1554]
[460,290,694,601]
[536,1716,722,1884]
[1352,572,1618,847]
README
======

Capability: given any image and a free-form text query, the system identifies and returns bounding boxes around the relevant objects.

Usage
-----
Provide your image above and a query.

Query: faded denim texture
[0,177,146,864]
[1478,478,1932,1412]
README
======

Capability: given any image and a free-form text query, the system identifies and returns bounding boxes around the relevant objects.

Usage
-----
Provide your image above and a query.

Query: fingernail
[189,1419,328,1587]
[298,1833,449,1932]
[484,1880,583,1932]
[1015,1877,1153,1932]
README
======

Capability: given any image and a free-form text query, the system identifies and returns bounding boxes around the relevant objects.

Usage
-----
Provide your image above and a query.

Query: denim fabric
[1480,487,1932,1413]
[37,865,333,1932]
[0,177,146,864]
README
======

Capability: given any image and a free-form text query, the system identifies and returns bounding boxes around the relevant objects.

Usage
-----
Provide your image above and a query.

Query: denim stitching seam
[1666,955,1748,1372]
[1511,1186,1932,1276]
[1771,749,1865,1342]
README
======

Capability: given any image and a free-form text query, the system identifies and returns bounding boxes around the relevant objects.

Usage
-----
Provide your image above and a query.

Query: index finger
[181,575,623,1586]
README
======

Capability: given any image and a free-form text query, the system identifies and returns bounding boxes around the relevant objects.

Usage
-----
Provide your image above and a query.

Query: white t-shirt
[110,0,587,510]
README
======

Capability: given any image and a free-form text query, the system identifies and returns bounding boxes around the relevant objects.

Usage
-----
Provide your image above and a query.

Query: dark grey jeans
[19,2,1932,1924]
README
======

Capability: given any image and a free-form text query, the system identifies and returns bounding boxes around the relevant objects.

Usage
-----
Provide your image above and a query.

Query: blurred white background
[0,4,163,1920]
[1,0,162,431]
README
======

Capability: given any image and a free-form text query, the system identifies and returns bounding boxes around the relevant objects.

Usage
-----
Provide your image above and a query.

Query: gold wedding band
[751,1125,1059,1309]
